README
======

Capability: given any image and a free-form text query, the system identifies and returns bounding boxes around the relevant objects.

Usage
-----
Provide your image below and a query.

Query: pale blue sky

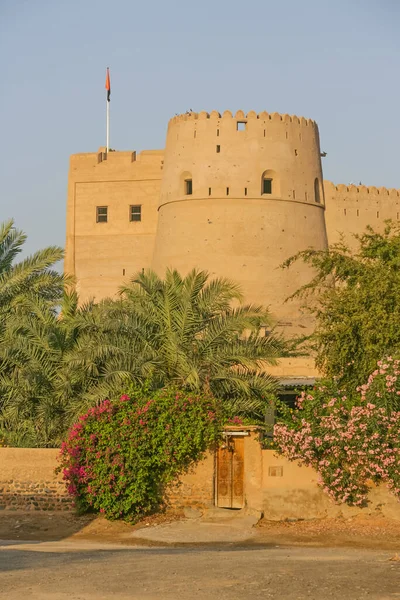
[0,0,399,255]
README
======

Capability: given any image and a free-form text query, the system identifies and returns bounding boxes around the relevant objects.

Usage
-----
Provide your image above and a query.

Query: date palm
[0,219,64,317]
[0,219,65,445]
[68,269,287,418]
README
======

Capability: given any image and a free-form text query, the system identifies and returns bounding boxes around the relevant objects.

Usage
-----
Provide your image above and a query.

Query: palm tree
[69,268,285,418]
[0,264,288,446]
[0,219,66,446]
[0,219,65,318]
[0,290,100,447]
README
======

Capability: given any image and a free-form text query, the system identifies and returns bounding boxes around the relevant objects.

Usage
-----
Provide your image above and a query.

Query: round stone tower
[151,110,328,335]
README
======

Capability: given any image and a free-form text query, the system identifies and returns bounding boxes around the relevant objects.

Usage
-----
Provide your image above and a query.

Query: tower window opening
[237,121,247,131]
[96,206,108,223]
[263,129,266,137]
[244,187,247,196]
[209,187,212,196]
[305,192,308,201]
[194,130,196,138]
[293,190,296,200]
[130,205,142,222]
[262,178,272,195]
[216,145,221,153]
[314,178,321,203]
[226,187,230,196]
[377,211,380,218]
[122,268,126,276]
[294,149,298,156]
[357,209,360,217]
[185,179,193,195]
[217,129,220,136]
[344,208,347,216]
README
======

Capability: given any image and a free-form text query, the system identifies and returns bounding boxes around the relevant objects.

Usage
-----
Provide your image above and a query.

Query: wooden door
[216,436,244,509]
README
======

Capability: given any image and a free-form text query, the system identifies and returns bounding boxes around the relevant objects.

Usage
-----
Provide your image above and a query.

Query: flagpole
[106,98,110,153]
[105,67,111,153]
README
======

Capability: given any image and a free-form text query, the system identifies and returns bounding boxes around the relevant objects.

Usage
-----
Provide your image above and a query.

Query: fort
[65,109,400,379]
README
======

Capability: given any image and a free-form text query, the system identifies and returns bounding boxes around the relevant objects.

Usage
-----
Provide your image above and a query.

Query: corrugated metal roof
[279,378,316,388]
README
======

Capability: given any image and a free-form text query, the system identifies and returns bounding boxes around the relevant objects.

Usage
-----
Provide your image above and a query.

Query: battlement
[69,149,164,171]
[324,180,400,198]
[169,110,317,129]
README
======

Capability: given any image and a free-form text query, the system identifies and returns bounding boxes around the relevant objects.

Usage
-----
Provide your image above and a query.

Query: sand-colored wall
[261,450,400,521]
[65,149,163,303]
[152,111,328,336]
[0,448,72,511]
[325,181,400,248]
[1,443,399,519]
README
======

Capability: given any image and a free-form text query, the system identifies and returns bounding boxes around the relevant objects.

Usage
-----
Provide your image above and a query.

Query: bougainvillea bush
[274,358,400,507]
[59,388,223,520]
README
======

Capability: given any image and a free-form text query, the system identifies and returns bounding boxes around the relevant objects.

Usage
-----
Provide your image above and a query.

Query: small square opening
[237,121,247,131]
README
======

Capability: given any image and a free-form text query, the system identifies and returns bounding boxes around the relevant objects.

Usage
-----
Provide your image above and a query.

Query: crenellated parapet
[324,180,400,198]
[168,110,317,129]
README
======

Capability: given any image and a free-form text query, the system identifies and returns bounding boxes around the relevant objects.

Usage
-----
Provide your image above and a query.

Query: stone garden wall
[0,448,73,511]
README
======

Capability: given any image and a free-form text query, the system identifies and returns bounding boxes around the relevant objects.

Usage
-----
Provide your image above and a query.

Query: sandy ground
[1,512,400,599]
[1,511,400,550]
[1,542,400,600]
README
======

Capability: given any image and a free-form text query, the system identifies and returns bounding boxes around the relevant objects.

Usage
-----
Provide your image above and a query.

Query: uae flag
[105,68,111,102]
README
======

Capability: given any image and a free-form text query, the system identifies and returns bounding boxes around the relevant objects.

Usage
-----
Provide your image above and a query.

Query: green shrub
[58,388,223,521]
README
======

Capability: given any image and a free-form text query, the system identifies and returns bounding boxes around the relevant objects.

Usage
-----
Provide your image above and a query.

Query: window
[314,178,321,203]
[244,187,247,196]
[209,187,212,196]
[185,179,193,195]
[130,205,142,222]
[262,178,272,195]
[96,206,108,223]
[216,145,220,153]
[217,129,220,136]
[226,187,230,196]
[237,121,247,131]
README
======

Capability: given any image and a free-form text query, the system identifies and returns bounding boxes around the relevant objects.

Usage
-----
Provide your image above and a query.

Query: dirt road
[1,541,399,600]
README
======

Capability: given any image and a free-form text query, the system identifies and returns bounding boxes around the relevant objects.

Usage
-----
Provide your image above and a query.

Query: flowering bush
[274,358,400,506]
[58,388,223,520]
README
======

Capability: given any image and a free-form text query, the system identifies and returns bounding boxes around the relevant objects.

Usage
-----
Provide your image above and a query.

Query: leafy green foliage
[0,220,67,446]
[283,223,400,392]
[0,219,64,318]
[1,262,286,446]
[58,388,223,521]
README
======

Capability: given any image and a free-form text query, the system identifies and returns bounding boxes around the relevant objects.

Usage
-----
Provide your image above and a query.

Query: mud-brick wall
[166,452,215,508]
[0,448,73,511]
